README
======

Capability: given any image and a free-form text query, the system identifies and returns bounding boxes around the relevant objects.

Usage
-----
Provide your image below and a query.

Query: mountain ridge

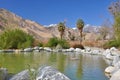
[0,8,107,42]
[0,8,54,41]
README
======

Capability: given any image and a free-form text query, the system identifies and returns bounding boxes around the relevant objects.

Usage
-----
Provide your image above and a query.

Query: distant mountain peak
[44,24,57,27]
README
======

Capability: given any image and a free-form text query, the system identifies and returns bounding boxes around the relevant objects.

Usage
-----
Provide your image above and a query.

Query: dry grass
[33,38,107,49]
[69,40,106,48]
[72,44,84,49]
[33,39,48,47]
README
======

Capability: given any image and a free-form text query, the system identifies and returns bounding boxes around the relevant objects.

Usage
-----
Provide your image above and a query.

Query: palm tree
[58,22,65,40]
[76,19,84,44]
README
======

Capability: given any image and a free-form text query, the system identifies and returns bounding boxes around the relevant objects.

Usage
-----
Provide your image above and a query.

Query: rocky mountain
[0,8,81,41]
[0,8,54,41]
[0,8,112,42]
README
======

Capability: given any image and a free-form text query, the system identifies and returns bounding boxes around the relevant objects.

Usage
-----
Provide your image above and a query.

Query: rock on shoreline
[36,66,70,80]
[9,66,70,80]
[103,47,120,80]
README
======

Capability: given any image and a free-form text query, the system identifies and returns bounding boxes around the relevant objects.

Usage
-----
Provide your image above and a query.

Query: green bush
[38,42,43,47]
[46,37,58,47]
[103,39,120,48]
[46,37,70,49]
[0,29,34,49]
[58,39,70,49]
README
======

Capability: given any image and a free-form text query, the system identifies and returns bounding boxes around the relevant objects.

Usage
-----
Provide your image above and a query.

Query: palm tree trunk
[60,31,64,40]
[79,30,82,44]
[60,33,62,40]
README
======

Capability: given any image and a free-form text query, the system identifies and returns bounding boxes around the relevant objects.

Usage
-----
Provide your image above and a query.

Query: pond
[0,51,109,80]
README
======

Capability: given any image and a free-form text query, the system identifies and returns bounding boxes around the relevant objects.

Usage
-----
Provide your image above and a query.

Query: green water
[0,51,108,80]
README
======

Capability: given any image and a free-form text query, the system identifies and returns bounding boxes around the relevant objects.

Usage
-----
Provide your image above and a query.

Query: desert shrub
[58,39,70,49]
[46,37,59,47]
[72,44,84,49]
[38,42,43,47]
[46,37,70,49]
[103,39,120,49]
[0,29,34,49]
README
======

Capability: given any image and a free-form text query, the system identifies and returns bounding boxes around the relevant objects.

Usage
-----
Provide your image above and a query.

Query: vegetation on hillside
[0,29,34,49]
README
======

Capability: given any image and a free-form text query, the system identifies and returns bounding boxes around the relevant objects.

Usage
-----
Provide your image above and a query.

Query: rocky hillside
[0,8,54,41]
[0,8,81,41]
[0,8,112,42]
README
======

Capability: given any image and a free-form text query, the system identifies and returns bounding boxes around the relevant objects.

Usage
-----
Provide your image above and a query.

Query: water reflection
[57,53,66,72]
[76,54,83,79]
[0,52,108,80]
[48,52,57,67]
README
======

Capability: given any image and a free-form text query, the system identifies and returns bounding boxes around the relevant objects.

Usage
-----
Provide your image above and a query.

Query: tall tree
[114,15,120,40]
[108,0,120,17]
[99,19,112,40]
[99,26,109,40]
[108,0,120,40]
[76,19,84,44]
[58,22,65,40]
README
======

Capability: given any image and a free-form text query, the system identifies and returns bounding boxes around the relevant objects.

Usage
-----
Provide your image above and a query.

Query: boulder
[104,59,113,65]
[56,44,63,50]
[4,49,15,53]
[10,69,35,80]
[85,47,91,52]
[106,53,114,60]
[39,47,43,50]
[110,69,120,80]
[44,47,52,52]
[114,61,120,69]
[75,48,81,52]
[111,51,119,56]
[105,66,116,76]
[24,48,33,52]
[66,48,74,52]
[91,50,101,55]
[15,49,24,53]
[33,46,39,50]
[81,49,85,53]
[69,47,75,52]
[33,50,40,52]
[10,70,30,80]
[0,68,8,80]
[102,49,111,56]
[62,49,67,52]
[112,56,120,66]
[36,66,70,80]
[84,47,91,54]
[110,47,118,51]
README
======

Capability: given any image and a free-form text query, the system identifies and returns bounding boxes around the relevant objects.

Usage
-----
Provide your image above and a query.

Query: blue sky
[0,0,116,27]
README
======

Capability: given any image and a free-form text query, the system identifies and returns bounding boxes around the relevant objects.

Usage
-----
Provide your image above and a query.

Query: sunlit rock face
[110,69,120,80]
[10,66,70,80]
[10,70,30,80]
[36,66,71,80]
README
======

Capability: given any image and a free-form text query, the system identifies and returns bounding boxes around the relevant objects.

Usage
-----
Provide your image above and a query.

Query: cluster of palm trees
[58,18,84,45]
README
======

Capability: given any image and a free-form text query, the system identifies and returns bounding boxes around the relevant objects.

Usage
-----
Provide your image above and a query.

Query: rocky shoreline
[0,46,120,80]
